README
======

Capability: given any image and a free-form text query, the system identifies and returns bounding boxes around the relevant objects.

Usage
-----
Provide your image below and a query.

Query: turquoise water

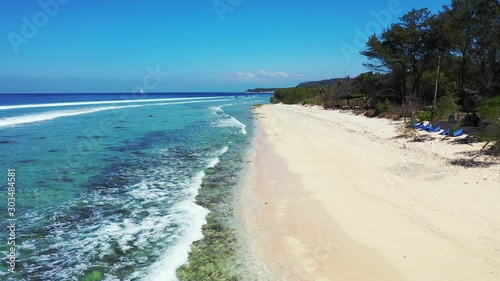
[0,93,270,280]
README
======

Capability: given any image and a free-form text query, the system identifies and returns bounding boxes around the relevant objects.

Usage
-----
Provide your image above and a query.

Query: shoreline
[243,104,500,280]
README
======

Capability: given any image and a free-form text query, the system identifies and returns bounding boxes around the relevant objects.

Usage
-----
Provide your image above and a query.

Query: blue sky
[1,0,450,93]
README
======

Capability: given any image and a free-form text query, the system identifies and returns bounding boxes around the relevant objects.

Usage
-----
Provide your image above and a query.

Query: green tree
[435,93,460,119]
[361,9,436,103]
[273,87,319,104]
[445,0,500,93]
[478,96,500,153]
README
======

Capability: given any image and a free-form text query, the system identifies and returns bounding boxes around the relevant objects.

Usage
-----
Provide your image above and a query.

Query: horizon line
[0,91,275,95]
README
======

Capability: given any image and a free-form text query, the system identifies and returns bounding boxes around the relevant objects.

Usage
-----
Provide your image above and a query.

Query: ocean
[0,93,271,281]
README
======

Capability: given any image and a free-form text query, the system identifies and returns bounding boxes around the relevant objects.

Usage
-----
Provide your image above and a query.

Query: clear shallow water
[0,93,270,280]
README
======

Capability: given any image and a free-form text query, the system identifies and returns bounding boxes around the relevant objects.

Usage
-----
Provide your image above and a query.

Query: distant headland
[245,88,278,93]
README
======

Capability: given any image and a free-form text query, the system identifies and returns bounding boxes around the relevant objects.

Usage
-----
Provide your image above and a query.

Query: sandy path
[243,104,500,281]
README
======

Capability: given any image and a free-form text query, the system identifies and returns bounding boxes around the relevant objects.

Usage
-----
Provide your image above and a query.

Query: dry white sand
[242,104,500,281]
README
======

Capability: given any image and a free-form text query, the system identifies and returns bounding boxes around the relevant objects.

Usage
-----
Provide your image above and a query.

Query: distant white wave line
[213,114,247,135]
[0,96,225,111]
[208,104,234,114]
[231,115,247,135]
[219,103,234,108]
[0,99,232,128]
[208,106,223,114]
[209,104,247,135]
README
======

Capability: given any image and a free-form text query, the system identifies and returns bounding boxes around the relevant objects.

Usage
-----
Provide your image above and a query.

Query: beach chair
[440,128,450,135]
[429,126,441,133]
[420,123,432,131]
[452,128,463,137]
[412,122,424,128]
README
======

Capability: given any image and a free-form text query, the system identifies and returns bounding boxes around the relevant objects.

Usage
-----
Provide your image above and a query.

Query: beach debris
[449,159,497,168]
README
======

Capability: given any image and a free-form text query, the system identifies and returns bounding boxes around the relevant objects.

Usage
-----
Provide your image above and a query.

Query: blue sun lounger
[420,124,432,131]
[452,128,463,137]
[440,128,450,135]
[412,122,424,128]
[429,125,441,133]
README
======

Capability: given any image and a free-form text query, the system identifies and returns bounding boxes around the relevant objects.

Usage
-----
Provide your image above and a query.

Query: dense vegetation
[272,87,319,104]
[362,0,499,151]
[245,88,278,93]
[297,78,344,88]
[478,96,500,153]
[361,1,499,107]
[272,0,499,149]
[271,73,394,109]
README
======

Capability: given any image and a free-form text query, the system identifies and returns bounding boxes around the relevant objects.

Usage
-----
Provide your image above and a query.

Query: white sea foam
[208,106,224,114]
[140,146,229,281]
[207,157,220,168]
[0,96,224,110]
[217,146,229,156]
[140,198,208,281]
[0,99,232,128]
[11,101,246,280]
[206,146,229,168]
[209,104,247,135]
[215,115,247,135]
[0,105,141,127]
[139,170,208,281]
[208,104,233,115]
[37,164,212,280]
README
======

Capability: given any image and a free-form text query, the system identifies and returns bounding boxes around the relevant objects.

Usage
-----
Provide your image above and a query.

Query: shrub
[450,123,461,133]
[302,99,314,105]
[478,96,500,154]
[397,122,418,138]
[418,111,432,121]
[376,99,392,113]
[389,105,412,118]
[364,109,376,117]
[478,96,500,121]
[272,87,318,104]
[435,94,459,119]
[397,114,418,138]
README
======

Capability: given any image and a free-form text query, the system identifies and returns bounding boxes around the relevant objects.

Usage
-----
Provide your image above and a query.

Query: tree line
[271,0,499,152]
[361,0,499,108]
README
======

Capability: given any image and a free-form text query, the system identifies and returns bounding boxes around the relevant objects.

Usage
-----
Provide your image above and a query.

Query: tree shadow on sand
[449,149,499,168]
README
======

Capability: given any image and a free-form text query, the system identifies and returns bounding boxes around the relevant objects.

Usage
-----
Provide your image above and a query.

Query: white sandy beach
[243,104,500,281]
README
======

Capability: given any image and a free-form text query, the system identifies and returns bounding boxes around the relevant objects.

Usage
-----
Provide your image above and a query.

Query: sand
[242,104,500,281]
